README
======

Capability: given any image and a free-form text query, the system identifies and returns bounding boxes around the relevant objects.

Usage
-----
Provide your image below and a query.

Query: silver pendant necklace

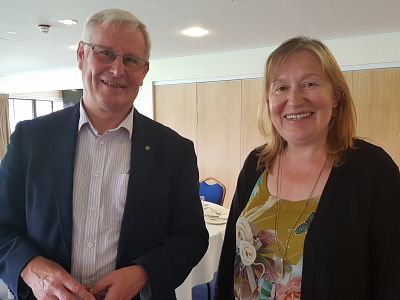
[273,153,327,278]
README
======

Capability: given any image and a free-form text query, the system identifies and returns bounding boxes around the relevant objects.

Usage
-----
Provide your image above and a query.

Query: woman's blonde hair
[257,36,356,169]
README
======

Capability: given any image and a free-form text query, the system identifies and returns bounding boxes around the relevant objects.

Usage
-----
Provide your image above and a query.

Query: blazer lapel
[117,110,156,264]
[50,104,80,258]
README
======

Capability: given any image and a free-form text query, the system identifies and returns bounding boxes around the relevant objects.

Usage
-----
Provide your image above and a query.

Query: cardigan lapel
[50,104,80,258]
[116,110,156,264]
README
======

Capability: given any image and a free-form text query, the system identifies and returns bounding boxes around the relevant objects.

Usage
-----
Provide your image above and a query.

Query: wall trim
[153,62,400,86]
[153,73,263,86]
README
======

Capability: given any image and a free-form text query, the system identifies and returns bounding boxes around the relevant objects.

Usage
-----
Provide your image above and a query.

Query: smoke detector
[38,24,51,34]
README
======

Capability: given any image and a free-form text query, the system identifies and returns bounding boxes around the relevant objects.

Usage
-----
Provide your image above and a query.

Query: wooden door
[197,80,242,207]
[241,78,266,166]
[153,83,197,147]
[351,68,400,165]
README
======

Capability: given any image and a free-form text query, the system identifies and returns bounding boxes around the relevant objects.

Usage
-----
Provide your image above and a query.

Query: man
[0,8,208,300]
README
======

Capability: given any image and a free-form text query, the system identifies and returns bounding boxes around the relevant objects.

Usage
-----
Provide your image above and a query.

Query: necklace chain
[273,153,327,275]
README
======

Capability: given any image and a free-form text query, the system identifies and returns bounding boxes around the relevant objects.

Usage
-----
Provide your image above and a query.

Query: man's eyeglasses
[82,42,149,72]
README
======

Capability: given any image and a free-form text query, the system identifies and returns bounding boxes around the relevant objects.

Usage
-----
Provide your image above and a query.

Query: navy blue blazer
[0,103,208,300]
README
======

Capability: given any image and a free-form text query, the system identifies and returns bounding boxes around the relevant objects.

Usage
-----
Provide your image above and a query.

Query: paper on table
[203,204,229,224]
[205,217,227,225]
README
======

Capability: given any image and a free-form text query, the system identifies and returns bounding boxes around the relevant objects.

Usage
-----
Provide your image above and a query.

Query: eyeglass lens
[88,44,147,71]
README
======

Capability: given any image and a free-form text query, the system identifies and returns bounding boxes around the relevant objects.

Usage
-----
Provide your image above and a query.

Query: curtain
[0,94,10,161]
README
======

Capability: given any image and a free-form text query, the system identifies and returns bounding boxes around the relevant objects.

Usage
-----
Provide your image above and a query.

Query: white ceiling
[1,0,400,79]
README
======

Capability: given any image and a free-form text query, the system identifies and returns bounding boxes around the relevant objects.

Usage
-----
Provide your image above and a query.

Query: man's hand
[91,265,149,300]
[20,256,95,300]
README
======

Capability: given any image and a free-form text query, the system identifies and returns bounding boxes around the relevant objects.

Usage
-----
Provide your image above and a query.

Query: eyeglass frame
[81,41,149,71]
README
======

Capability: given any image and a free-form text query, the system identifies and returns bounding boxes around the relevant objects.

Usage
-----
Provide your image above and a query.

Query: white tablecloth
[0,280,13,300]
[175,203,228,300]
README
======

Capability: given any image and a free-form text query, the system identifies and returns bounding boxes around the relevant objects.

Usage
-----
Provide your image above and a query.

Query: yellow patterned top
[234,171,319,300]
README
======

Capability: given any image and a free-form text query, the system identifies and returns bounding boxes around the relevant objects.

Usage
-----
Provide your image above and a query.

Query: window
[36,100,52,117]
[8,98,64,133]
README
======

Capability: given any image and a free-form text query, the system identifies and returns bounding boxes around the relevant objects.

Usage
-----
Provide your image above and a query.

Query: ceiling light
[58,19,78,25]
[181,27,209,37]
[8,31,17,35]
[68,44,78,50]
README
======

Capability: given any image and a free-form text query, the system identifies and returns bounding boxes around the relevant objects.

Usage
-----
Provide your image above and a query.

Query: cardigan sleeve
[215,148,264,300]
[369,147,400,298]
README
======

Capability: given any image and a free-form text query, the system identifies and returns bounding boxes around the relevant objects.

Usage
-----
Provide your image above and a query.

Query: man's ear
[140,63,150,82]
[77,41,85,70]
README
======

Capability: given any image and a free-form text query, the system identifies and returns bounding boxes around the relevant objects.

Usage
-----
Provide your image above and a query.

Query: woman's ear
[332,90,341,108]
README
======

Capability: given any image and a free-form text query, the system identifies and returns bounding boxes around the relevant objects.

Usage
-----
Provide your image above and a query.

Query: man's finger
[64,279,96,300]
[90,278,110,299]
[52,287,78,300]
[93,289,108,300]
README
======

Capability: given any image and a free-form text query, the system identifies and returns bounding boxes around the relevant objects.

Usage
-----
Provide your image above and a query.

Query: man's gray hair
[82,8,151,60]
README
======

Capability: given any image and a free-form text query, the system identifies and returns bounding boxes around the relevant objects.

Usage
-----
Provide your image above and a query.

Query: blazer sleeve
[0,122,43,298]
[131,140,209,299]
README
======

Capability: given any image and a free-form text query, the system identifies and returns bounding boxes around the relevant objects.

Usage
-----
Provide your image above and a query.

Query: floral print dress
[234,171,319,300]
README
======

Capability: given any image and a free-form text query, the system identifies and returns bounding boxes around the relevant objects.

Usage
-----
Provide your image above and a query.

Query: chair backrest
[199,177,226,206]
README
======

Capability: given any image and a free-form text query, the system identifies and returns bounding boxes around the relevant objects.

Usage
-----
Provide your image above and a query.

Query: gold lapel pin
[145,145,151,151]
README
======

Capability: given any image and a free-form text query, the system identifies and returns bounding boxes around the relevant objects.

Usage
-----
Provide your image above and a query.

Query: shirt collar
[78,101,134,139]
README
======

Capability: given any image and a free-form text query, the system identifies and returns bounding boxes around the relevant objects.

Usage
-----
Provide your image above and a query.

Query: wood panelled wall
[196,81,242,205]
[154,68,400,208]
[351,69,400,163]
[154,83,197,146]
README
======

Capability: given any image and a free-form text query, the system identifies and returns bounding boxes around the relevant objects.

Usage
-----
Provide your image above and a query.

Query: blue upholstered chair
[199,177,226,206]
[198,177,226,299]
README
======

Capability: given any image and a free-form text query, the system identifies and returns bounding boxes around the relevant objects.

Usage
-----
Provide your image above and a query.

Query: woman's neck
[284,141,329,163]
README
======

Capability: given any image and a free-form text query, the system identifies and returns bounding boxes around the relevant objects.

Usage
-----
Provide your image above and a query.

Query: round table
[175,202,228,300]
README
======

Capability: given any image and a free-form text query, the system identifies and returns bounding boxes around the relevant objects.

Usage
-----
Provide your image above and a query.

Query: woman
[216,36,400,299]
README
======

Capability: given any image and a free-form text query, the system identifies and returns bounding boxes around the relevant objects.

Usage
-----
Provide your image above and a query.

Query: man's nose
[108,55,125,77]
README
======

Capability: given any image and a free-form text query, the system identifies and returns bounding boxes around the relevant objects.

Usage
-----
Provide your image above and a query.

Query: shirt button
[90,206,96,212]
[88,242,93,248]
[94,173,100,177]
[99,141,104,145]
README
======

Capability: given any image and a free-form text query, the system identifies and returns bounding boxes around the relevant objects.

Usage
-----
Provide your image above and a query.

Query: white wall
[0,69,83,94]
[1,32,400,119]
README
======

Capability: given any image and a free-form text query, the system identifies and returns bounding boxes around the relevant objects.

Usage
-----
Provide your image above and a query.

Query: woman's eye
[304,82,317,88]
[274,86,287,93]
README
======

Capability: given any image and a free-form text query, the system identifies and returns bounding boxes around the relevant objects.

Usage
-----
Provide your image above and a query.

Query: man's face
[77,24,149,115]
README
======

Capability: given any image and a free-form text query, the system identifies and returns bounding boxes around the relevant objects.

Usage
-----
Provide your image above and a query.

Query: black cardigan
[216,139,400,300]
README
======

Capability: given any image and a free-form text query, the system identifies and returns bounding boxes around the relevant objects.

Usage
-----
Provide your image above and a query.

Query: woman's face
[268,50,338,147]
